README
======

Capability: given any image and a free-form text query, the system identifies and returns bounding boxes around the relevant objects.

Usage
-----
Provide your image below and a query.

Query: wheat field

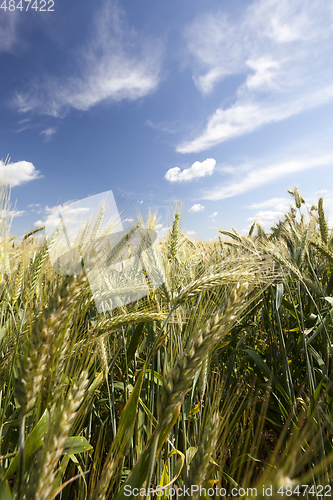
[1,186,333,499]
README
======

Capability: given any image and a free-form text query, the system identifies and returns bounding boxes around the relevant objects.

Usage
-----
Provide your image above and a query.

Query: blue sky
[1,0,333,240]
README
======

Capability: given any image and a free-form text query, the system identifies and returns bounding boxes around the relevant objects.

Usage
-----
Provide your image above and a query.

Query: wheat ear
[29,371,89,500]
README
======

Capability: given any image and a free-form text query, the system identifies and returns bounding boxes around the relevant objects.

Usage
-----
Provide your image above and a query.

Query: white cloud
[186,230,196,236]
[43,203,91,228]
[248,210,284,223]
[165,158,216,182]
[0,209,26,218]
[202,154,333,201]
[185,12,244,95]
[179,0,333,153]
[13,1,161,116]
[195,68,228,96]
[246,209,287,231]
[209,212,218,219]
[33,220,44,228]
[145,120,178,134]
[0,160,42,187]
[249,197,291,211]
[246,57,280,91]
[247,197,295,226]
[40,127,57,139]
[28,203,43,213]
[45,202,91,216]
[177,87,333,153]
[155,223,170,242]
[188,204,204,213]
[33,203,73,228]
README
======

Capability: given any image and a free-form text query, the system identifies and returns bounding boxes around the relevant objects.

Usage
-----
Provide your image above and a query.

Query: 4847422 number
[1,0,54,11]
[276,485,332,496]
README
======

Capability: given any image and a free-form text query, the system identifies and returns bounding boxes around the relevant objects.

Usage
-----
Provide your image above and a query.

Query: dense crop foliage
[1,187,333,499]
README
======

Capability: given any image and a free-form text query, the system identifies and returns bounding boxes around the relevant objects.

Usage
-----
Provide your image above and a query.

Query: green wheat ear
[288,187,305,209]
[318,197,328,244]
[310,240,333,263]
[168,211,180,261]
[91,206,105,241]
[248,221,256,237]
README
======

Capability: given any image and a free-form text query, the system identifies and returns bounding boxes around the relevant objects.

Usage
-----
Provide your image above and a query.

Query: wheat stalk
[183,413,220,499]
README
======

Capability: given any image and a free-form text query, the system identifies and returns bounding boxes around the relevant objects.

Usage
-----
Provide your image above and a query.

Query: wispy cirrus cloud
[0,160,42,187]
[0,12,20,53]
[202,154,333,201]
[165,158,216,182]
[13,1,162,117]
[145,120,178,135]
[249,197,291,211]
[40,127,57,140]
[178,0,333,153]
